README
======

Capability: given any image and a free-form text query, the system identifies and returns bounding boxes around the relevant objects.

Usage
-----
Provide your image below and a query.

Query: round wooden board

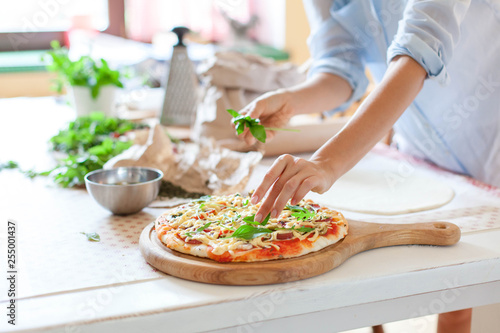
[140,220,461,285]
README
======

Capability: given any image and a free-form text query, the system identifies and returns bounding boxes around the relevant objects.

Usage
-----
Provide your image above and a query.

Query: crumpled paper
[104,124,263,207]
[191,51,306,145]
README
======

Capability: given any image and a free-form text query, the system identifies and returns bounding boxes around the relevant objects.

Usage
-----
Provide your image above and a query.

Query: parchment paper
[104,124,263,207]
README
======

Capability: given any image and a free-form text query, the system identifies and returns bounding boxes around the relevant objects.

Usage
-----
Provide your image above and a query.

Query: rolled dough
[312,169,455,215]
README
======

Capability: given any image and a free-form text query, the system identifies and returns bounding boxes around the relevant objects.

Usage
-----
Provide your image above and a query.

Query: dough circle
[313,169,455,215]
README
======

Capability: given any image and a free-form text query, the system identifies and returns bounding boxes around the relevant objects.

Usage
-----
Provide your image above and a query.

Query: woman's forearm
[251,55,427,222]
[311,55,427,179]
[284,72,353,115]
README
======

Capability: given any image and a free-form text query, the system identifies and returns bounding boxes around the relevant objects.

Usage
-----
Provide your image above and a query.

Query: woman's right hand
[237,89,296,145]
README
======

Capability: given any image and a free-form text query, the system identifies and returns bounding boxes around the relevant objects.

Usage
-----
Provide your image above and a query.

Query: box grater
[160,27,199,126]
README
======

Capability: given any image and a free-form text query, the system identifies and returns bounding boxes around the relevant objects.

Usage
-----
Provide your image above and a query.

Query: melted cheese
[158,194,344,255]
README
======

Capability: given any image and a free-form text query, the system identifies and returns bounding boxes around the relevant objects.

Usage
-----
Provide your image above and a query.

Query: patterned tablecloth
[1,98,499,301]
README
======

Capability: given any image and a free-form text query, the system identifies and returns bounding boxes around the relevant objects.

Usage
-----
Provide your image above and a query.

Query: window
[0,0,124,51]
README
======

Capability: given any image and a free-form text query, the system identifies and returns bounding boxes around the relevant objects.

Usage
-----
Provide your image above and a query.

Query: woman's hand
[237,89,296,145]
[248,56,427,223]
[250,154,336,222]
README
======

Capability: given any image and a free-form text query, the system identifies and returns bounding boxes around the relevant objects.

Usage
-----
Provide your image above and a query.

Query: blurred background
[0,0,311,98]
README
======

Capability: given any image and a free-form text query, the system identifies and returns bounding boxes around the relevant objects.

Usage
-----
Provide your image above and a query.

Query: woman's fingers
[290,176,319,205]
[251,155,293,205]
[252,155,328,222]
[268,173,310,218]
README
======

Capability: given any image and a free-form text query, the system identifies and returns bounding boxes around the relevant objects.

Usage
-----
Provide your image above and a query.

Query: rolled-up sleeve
[387,0,471,85]
[304,0,369,112]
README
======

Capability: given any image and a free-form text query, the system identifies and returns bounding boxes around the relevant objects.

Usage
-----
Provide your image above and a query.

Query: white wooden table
[1,97,499,332]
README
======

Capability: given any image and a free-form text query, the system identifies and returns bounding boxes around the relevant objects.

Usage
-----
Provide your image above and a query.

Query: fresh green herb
[46,137,133,188]
[242,199,249,206]
[80,232,100,242]
[196,222,212,233]
[218,222,236,231]
[226,109,300,143]
[242,213,270,226]
[185,222,212,239]
[242,214,260,225]
[291,226,315,233]
[0,161,38,178]
[44,40,124,99]
[49,112,143,154]
[199,203,206,210]
[227,225,273,240]
[0,161,19,171]
[285,205,316,221]
[285,205,304,211]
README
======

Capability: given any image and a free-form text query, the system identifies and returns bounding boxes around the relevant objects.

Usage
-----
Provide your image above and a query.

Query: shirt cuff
[308,58,369,113]
[387,34,450,85]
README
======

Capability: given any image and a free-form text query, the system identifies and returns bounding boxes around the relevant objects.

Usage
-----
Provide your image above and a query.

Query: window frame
[0,0,125,51]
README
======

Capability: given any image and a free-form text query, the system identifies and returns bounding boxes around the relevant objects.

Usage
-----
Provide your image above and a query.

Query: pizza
[154,193,348,263]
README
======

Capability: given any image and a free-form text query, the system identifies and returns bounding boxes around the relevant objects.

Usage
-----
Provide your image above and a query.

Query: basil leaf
[196,222,212,233]
[226,108,240,118]
[243,213,270,226]
[81,232,100,242]
[243,214,260,225]
[260,213,271,226]
[249,124,266,143]
[228,225,273,240]
[235,121,246,135]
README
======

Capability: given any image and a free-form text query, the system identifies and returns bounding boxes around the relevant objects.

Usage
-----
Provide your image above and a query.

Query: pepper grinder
[160,27,199,126]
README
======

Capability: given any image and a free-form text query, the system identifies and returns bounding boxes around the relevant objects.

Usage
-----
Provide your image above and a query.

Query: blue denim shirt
[304,0,500,186]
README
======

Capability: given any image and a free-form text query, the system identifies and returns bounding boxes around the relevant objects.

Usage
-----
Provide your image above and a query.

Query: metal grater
[160,27,199,126]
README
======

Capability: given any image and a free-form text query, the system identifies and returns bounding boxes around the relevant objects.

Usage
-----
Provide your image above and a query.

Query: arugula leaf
[291,226,315,233]
[80,232,100,242]
[185,222,212,239]
[291,210,316,221]
[196,222,212,233]
[285,205,316,221]
[227,225,273,240]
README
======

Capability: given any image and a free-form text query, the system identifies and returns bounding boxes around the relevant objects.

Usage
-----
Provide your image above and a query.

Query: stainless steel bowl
[84,167,163,215]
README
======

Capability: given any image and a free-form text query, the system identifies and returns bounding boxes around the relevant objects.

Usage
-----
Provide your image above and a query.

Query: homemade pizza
[154,193,348,263]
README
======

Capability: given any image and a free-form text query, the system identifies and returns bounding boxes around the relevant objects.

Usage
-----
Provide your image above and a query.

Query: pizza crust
[159,225,347,262]
[154,195,348,263]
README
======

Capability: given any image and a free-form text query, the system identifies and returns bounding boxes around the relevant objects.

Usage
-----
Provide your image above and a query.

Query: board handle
[350,221,461,252]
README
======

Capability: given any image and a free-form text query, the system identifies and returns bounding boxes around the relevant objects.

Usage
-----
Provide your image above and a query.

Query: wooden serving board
[139,220,460,286]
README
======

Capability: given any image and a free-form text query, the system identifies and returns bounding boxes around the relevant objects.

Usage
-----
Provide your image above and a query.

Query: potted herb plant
[44,40,124,117]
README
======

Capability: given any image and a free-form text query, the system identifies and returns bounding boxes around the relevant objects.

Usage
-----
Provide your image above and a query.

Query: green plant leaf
[226,109,240,118]
[81,232,100,242]
[227,225,273,240]
[249,124,266,143]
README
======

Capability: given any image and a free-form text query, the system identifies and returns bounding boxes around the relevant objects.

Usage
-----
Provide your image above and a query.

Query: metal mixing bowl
[84,167,163,215]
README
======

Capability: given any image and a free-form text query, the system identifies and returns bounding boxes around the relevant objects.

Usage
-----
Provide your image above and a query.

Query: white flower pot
[69,85,118,117]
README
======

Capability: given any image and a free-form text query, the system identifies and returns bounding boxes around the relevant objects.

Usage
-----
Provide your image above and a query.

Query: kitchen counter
[1,97,499,332]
